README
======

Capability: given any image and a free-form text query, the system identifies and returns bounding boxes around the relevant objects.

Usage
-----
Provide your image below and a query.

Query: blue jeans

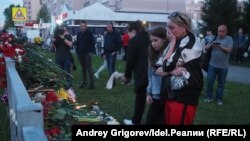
[56,59,72,89]
[106,53,116,76]
[205,64,228,101]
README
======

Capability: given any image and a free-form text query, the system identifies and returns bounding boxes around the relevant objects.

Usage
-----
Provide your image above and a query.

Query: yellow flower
[57,88,68,100]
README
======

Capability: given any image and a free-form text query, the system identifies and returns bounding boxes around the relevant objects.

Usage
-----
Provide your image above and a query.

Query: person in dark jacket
[51,28,73,89]
[158,11,203,125]
[103,22,122,77]
[121,20,150,125]
[76,20,95,90]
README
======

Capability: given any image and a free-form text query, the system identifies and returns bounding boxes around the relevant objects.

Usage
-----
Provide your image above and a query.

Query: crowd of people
[49,10,249,125]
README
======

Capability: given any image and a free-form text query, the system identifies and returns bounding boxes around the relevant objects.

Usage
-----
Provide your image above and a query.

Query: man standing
[51,28,73,89]
[233,27,248,63]
[76,21,95,90]
[103,22,122,77]
[204,25,233,106]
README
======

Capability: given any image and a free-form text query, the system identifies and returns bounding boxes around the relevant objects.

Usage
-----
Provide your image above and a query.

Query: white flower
[244,52,248,58]
[15,48,23,54]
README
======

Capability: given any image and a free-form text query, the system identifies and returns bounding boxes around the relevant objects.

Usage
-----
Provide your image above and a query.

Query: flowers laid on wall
[33,89,118,140]
[0,33,25,88]
[0,32,119,140]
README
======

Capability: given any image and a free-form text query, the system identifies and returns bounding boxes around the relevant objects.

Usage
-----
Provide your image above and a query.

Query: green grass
[196,81,250,124]
[0,54,250,140]
[72,55,250,124]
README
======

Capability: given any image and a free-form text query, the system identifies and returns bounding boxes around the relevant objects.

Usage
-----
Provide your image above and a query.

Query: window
[83,1,90,7]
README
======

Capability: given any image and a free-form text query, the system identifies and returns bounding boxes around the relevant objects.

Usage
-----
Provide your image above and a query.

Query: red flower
[0,63,6,74]
[46,91,58,102]
[45,127,61,137]
[0,32,26,88]
[50,128,61,136]
[0,57,4,62]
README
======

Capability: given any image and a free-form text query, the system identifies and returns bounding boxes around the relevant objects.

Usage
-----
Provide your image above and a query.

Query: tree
[200,0,239,36]
[242,0,250,34]
[3,4,21,29]
[36,5,51,23]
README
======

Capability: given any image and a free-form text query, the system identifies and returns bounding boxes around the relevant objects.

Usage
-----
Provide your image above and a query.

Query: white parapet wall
[5,57,48,141]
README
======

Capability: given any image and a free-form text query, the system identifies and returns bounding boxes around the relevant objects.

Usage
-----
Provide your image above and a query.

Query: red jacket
[122,33,130,48]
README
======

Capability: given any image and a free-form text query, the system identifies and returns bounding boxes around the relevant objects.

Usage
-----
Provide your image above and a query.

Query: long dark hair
[148,27,168,67]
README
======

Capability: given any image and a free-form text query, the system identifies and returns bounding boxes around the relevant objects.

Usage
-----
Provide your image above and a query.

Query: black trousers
[132,88,146,124]
[145,98,164,124]
[77,54,94,87]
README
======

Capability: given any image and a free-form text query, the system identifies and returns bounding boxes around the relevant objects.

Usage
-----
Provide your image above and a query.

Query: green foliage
[3,4,21,29]
[16,44,68,89]
[242,0,250,33]
[36,5,51,23]
[201,0,239,35]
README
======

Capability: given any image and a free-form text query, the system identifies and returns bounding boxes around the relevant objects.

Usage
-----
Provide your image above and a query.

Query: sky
[0,0,23,28]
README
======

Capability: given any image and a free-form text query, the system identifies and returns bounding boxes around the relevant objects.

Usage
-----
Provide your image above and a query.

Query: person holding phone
[203,25,233,106]
[212,42,220,45]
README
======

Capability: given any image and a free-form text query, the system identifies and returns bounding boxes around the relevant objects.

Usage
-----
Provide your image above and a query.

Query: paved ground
[203,65,250,84]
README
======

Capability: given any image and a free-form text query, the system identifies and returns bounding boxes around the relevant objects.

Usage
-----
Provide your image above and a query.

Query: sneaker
[217,100,223,106]
[123,119,134,125]
[203,98,213,103]
[94,73,99,79]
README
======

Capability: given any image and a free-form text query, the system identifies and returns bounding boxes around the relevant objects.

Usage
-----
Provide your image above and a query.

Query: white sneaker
[94,73,99,79]
[123,119,134,125]
[217,100,223,106]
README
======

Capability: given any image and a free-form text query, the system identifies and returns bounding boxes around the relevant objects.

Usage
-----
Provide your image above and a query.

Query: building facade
[23,0,42,22]
[42,0,203,19]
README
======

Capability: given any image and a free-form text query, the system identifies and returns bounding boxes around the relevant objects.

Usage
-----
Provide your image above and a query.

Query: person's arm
[124,39,137,80]
[50,37,56,51]
[163,29,176,61]
[204,42,213,51]
[63,34,72,48]
[90,32,96,54]
[163,41,176,61]
[214,44,232,54]
[155,67,170,76]
[113,33,122,54]
[213,37,233,54]
[162,43,178,72]
[146,67,153,95]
